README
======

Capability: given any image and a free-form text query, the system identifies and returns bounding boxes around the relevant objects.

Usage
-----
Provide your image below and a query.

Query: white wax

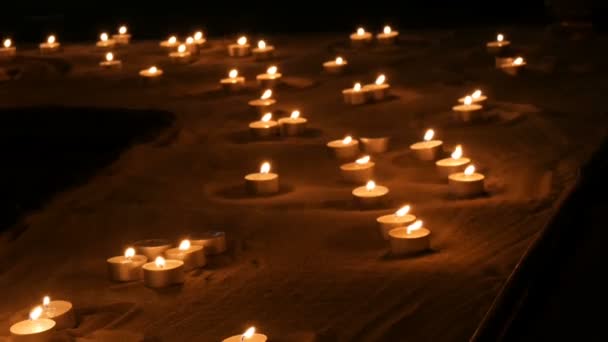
[448,172,486,197]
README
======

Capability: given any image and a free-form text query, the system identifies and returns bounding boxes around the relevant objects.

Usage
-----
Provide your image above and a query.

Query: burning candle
[160,35,180,49]
[99,52,122,69]
[363,74,390,101]
[327,135,360,160]
[245,162,279,195]
[96,32,116,49]
[248,89,276,114]
[113,25,131,45]
[220,69,246,92]
[340,155,375,184]
[409,129,443,161]
[191,231,227,255]
[10,306,55,342]
[377,205,417,240]
[193,31,206,46]
[223,326,268,342]
[323,56,348,74]
[143,256,185,288]
[0,38,16,59]
[133,239,172,260]
[249,113,279,138]
[228,36,251,57]
[169,44,192,64]
[139,65,163,81]
[256,65,282,89]
[448,164,485,197]
[106,247,148,282]
[184,36,199,55]
[377,25,399,45]
[458,89,487,105]
[40,296,75,330]
[165,239,206,271]
[350,27,372,47]
[253,40,275,60]
[278,110,307,136]
[388,220,431,255]
[360,136,390,154]
[352,180,389,208]
[452,95,483,122]
[342,82,368,105]
[486,33,510,54]
[500,56,526,76]
[39,35,60,54]
[436,145,471,178]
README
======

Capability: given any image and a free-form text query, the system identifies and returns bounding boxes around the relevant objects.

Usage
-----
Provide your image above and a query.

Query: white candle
[377,205,417,240]
[249,112,279,138]
[169,44,192,64]
[139,66,163,81]
[323,56,348,74]
[133,239,172,260]
[96,32,116,49]
[160,35,180,49]
[350,27,372,47]
[228,36,251,57]
[436,145,471,178]
[39,35,60,54]
[106,247,148,282]
[458,89,487,105]
[409,129,443,161]
[278,110,307,136]
[252,40,275,60]
[10,306,55,342]
[113,25,131,45]
[486,33,510,53]
[256,65,282,88]
[327,135,360,160]
[143,256,185,288]
[245,162,279,195]
[500,56,526,76]
[363,74,390,101]
[340,155,375,184]
[191,231,227,255]
[248,89,276,114]
[0,38,16,59]
[453,96,483,122]
[223,327,268,342]
[360,136,390,154]
[99,52,122,69]
[448,164,485,197]
[221,69,246,92]
[377,25,399,45]
[164,239,206,271]
[342,82,368,105]
[352,180,389,208]
[40,296,75,330]
[388,220,431,255]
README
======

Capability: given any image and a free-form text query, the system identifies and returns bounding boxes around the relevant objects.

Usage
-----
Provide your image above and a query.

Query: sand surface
[0,29,607,341]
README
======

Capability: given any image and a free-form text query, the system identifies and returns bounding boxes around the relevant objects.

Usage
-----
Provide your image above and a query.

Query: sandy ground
[0,28,606,341]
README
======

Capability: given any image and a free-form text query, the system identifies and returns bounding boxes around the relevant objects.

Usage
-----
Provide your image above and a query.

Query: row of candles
[486,33,527,75]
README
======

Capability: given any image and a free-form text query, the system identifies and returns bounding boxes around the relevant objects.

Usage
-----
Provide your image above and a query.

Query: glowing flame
[366,180,376,191]
[261,89,272,100]
[261,113,272,122]
[383,26,392,34]
[451,145,463,159]
[100,33,108,42]
[335,56,344,65]
[29,306,43,321]
[194,31,203,40]
[464,96,473,106]
[124,247,135,258]
[119,26,127,35]
[237,36,247,45]
[423,129,434,141]
[47,35,56,44]
[186,36,194,44]
[472,90,482,99]
[105,52,114,62]
[148,66,158,74]
[290,110,300,119]
[243,327,256,339]
[356,155,370,165]
[179,239,191,251]
[258,40,266,49]
[168,36,177,44]
[267,66,277,75]
[3,39,11,48]
[155,256,166,268]
[178,44,187,53]
[497,34,504,42]
[353,83,361,92]
[260,162,271,174]
[356,27,365,36]
[229,69,238,78]
[513,57,524,65]
[406,220,423,234]
[464,165,475,176]
[375,74,386,85]
[396,205,411,217]
[42,296,50,307]
[342,136,353,145]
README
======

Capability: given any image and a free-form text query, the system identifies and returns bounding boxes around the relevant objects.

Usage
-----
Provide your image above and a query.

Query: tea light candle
[245,162,279,195]
[377,205,416,240]
[169,44,192,64]
[436,145,470,178]
[248,89,276,114]
[40,296,75,330]
[486,33,510,54]
[96,32,116,49]
[193,31,206,46]
[249,113,279,138]
[223,327,268,342]
[220,69,245,92]
[107,247,148,282]
[342,82,368,105]
[278,110,307,136]
[327,135,360,160]
[453,96,483,122]
[388,220,431,255]
[228,36,251,57]
[99,52,122,69]
[458,89,487,105]
[185,36,199,55]
[350,27,372,47]
[0,38,16,58]
[360,136,390,154]
[191,231,227,255]
[10,306,55,342]
[39,35,60,54]
[352,180,389,208]
[340,155,375,184]
[256,65,282,88]
[160,35,180,49]
[133,239,172,260]
[501,56,526,76]
[410,129,443,161]
[377,25,399,45]
[448,165,485,197]
[165,240,206,271]
[143,256,185,288]
[253,40,275,60]
[113,25,131,45]
[139,66,163,81]
[363,74,390,101]
[323,56,348,74]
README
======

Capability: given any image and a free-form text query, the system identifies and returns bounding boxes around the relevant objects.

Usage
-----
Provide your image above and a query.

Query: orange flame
[124,247,135,258]
[342,136,353,145]
[260,162,271,174]
[423,129,434,141]
[356,155,370,164]
[105,52,114,61]
[229,69,238,78]
[29,306,43,320]
[464,165,476,176]
[451,145,463,159]
[3,39,11,48]
[155,256,165,268]
[406,220,423,234]
[375,74,386,85]
[261,89,272,100]
[119,26,127,35]
[290,110,300,119]
[179,240,191,251]
[258,40,266,49]
[396,205,411,217]
[237,36,247,45]
[383,26,392,34]
[261,113,272,122]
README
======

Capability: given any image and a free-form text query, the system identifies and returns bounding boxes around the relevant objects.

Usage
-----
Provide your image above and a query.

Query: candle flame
[155,256,165,268]
[375,74,386,85]
[124,247,135,258]
[497,34,504,42]
[47,35,56,44]
[29,306,43,320]
[335,56,343,65]
[342,136,353,144]
[243,327,256,339]
[261,113,272,122]
[43,296,50,307]
[451,145,463,159]
[105,52,114,61]
[383,26,392,34]
[407,220,423,234]
[260,162,271,174]
[194,31,203,40]
[464,96,473,106]
[186,36,194,44]
[366,180,376,191]
[513,57,524,65]
[100,33,108,41]
[356,155,370,165]
[168,36,177,44]
[290,110,300,119]
[3,39,11,48]
[148,66,158,74]
[472,89,482,99]
[267,65,277,75]
[423,129,434,141]
[178,44,187,53]
[258,40,266,49]
[179,239,191,251]
[119,26,127,35]
[237,36,247,45]
[261,89,272,100]
[464,165,475,176]
[353,83,361,91]
[356,27,365,36]
[229,69,238,78]
[396,205,410,217]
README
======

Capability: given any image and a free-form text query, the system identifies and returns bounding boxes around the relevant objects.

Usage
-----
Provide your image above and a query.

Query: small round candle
[388,220,431,255]
[107,247,148,282]
[436,145,471,178]
[228,36,251,57]
[134,239,172,260]
[0,38,16,59]
[223,327,268,342]
[164,239,206,271]
[377,25,399,45]
[256,65,282,89]
[96,32,116,49]
[410,129,443,161]
[453,96,483,122]
[245,162,279,196]
[327,135,360,160]
[191,231,227,255]
[360,136,390,154]
[363,74,390,101]
[249,113,279,138]
[160,35,180,49]
[112,25,131,45]
[185,36,199,55]
[340,155,375,184]
[500,56,526,76]
[220,69,246,92]
[448,164,485,197]
[342,82,368,105]
[278,110,307,136]
[139,66,163,81]
[248,89,276,114]
[40,296,75,330]
[350,27,372,47]
[458,89,487,105]
[353,180,389,208]
[486,33,510,54]
[193,31,206,47]
[40,35,60,54]
[253,40,275,60]
[143,256,185,288]
[377,205,416,240]
[169,44,192,64]
[323,56,348,74]
[99,52,122,69]
[10,306,55,342]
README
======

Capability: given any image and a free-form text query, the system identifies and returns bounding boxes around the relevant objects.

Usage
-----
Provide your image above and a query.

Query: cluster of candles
[350,25,399,46]
[227,36,276,60]
[342,74,390,105]
[249,109,308,139]
[9,296,75,341]
[452,89,487,122]
[220,65,283,92]
[486,33,526,75]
